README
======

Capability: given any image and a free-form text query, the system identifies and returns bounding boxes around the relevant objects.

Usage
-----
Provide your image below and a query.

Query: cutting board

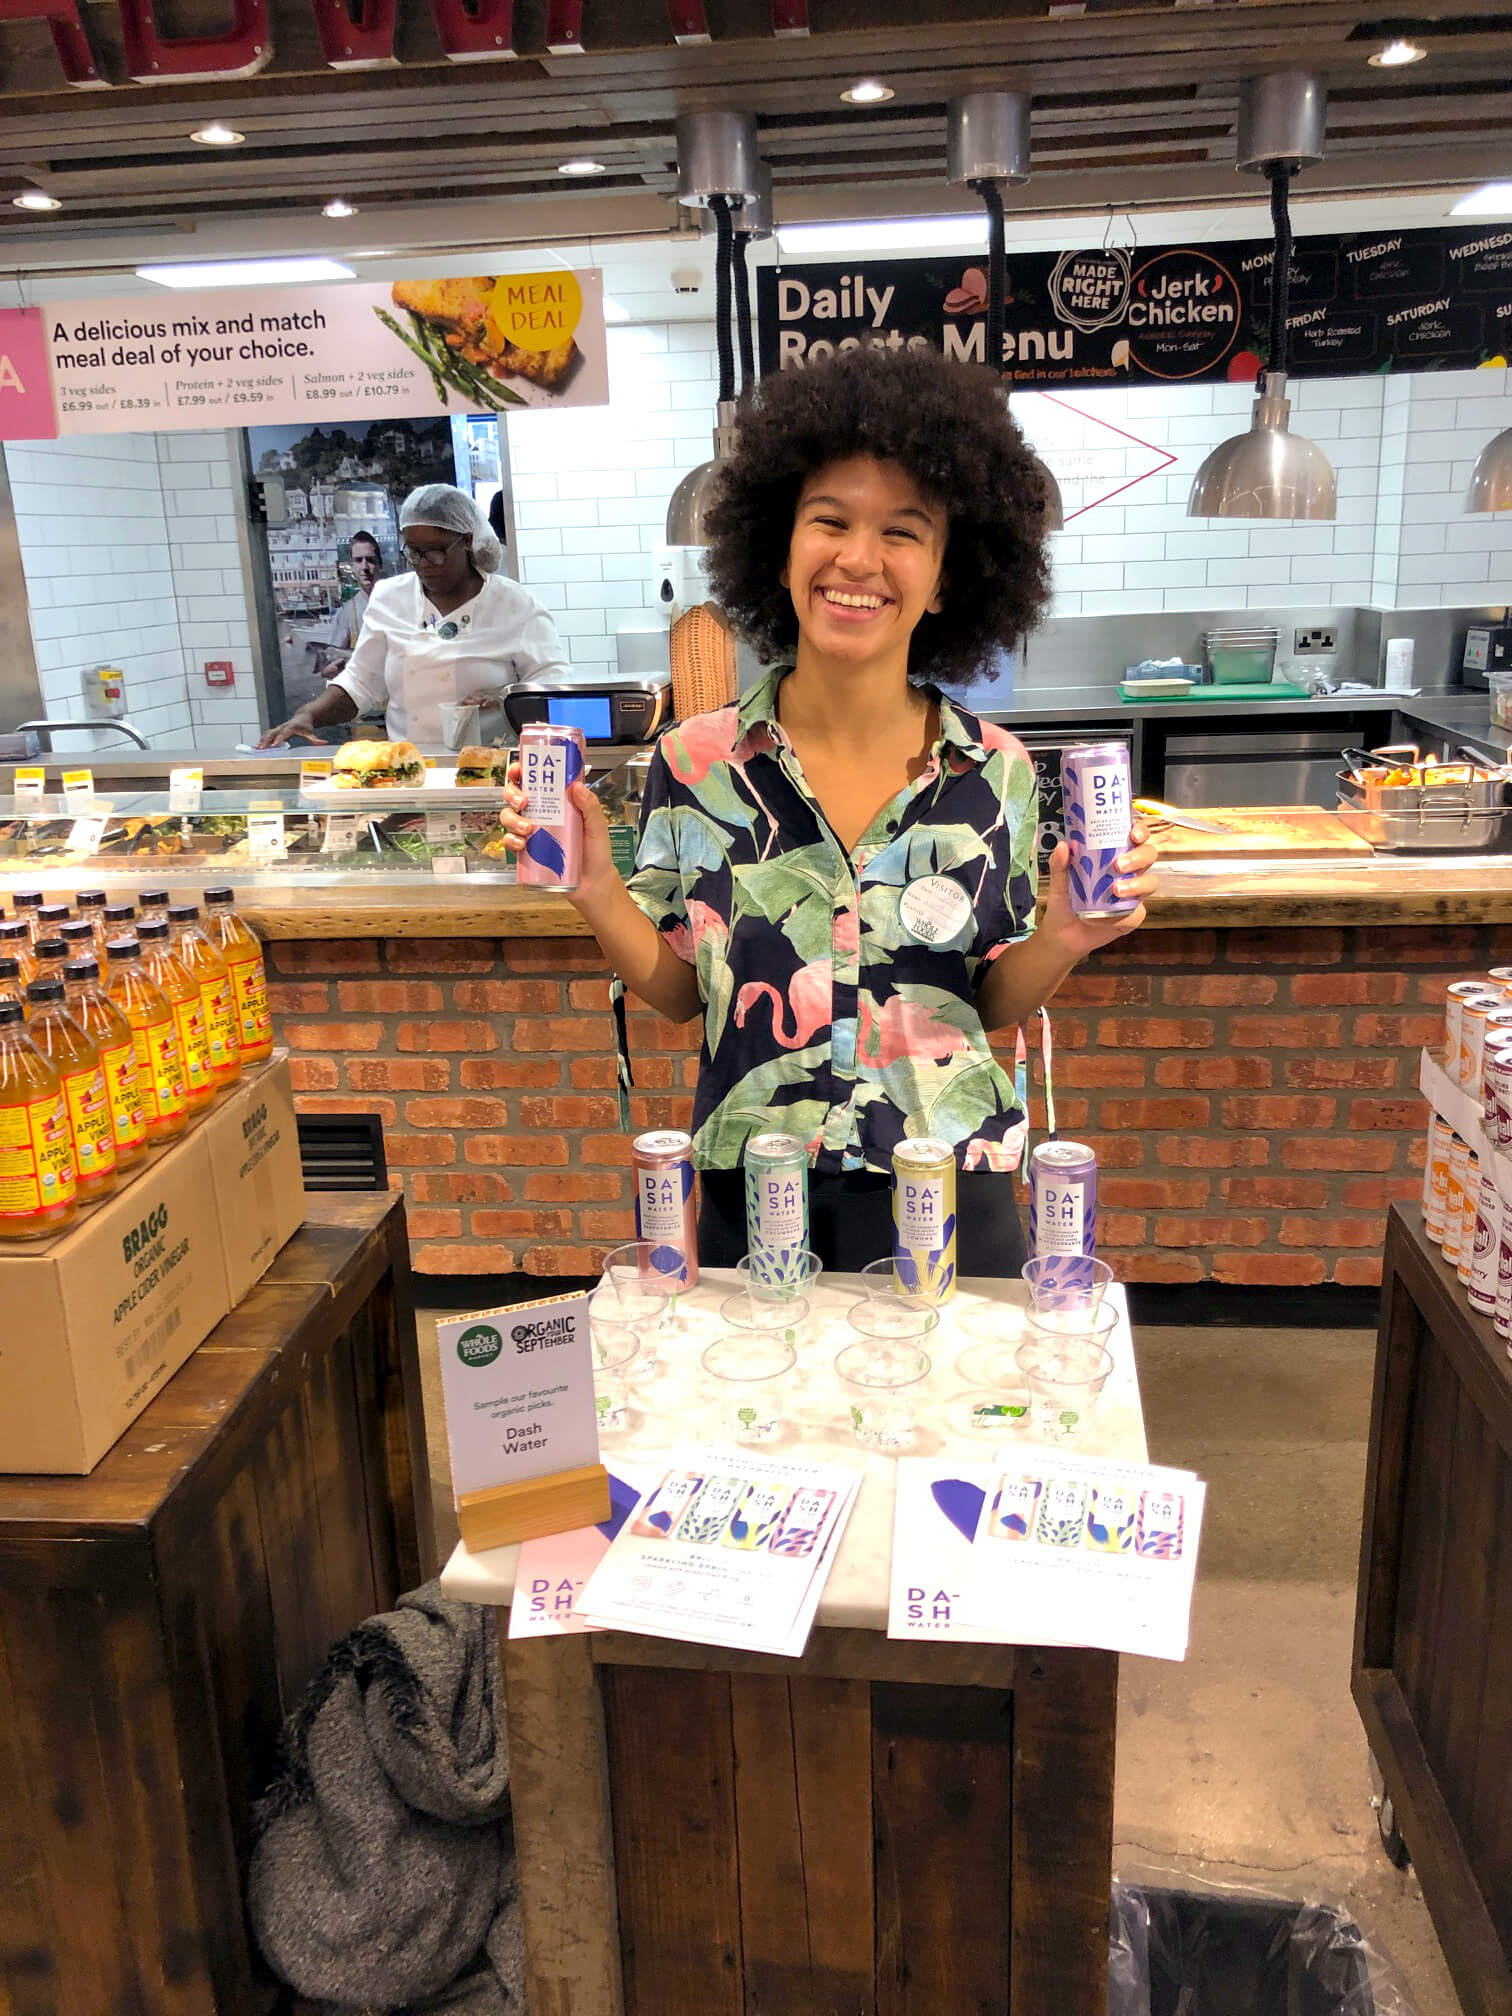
[1119,681,1309,703]
[1149,805,1373,857]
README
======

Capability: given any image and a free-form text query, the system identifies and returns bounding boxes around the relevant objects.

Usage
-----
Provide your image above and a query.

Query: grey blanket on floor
[248,1581,523,2015]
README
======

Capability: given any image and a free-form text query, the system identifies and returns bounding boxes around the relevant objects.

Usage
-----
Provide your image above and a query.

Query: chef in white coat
[259,484,570,747]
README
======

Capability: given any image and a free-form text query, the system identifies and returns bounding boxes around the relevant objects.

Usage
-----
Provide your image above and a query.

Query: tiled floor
[418,1310,1467,2014]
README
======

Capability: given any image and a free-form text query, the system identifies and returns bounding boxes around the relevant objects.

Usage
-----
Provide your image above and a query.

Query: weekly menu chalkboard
[757,223,1512,387]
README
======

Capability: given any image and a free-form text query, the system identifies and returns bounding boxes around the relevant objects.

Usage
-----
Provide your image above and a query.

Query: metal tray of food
[1338,743,1511,813]
[1335,799,1512,853]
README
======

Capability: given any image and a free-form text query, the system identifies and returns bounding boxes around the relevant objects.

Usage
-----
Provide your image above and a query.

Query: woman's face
[403,522,474,598]
[784,456,946,670]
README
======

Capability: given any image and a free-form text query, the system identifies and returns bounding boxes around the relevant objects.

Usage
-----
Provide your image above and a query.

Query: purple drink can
[632,1128,699,1291]
[1028,1140,1098,1289]
[517,723,586,890]
[1060,741,1137,919]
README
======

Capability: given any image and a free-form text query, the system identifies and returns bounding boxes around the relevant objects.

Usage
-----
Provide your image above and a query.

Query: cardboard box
[0,1130,231,1473]
[200,1055,304,1305]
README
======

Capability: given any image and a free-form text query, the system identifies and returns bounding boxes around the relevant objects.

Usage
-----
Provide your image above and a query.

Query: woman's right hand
[493,771,624,913]
[257,715,323,748]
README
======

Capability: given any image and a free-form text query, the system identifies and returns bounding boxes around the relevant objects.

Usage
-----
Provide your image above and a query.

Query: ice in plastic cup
[735,1248,824,1302]
[588,1291,642,1434]
[836,1341,932,1451]
[1014,1338,1114,1444]
[701,1331,797,1444]
[1020,1255,1113,1317]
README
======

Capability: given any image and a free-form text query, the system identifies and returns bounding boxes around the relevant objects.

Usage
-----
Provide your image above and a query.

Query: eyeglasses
[401,534,467,565]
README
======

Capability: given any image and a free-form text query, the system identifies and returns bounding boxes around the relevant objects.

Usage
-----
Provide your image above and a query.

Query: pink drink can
[516,723,586,889]
[1059,742,1137,920]
[1470,1172,1502,1315]
[631,1128,699,1291]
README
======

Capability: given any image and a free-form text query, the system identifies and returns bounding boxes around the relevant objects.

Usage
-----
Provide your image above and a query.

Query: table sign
[12,767,44,797]
[299,758,333,794]
[247,812,286,861]
[60,768,95,802]
[320,811,360,855]
[425,807,462,845]
[168,765,203,812]
[67,810,110,854]
[437,1289,608,1551]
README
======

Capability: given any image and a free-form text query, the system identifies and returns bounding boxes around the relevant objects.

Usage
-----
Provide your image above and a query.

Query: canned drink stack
[1424,1115,1452,1243]
[1497,1210,1512,1344]
[631,1128,698,1291]
[743,1132,810,1295]
[1029,1140,1099,1290]
[517,723,587,890]
[1444,982,1500,1082]
[1469,1171,1502,1316]
[1444,1136,1469,1266]
[1059,742,1137,920]
[1488,1038,1512,1149]
[891,1137,958,1301]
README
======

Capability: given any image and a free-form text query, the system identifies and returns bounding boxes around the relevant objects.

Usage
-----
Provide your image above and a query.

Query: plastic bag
[1109,1873,1422,2016]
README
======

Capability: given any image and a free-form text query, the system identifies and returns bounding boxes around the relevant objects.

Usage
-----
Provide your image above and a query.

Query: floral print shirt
[624,668,1039,1176]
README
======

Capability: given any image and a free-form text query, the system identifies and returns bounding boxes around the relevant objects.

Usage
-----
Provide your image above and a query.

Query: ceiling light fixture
[558,158,606,176]
[842,79,893,104]
[137,257,356,289]
[1465,428,1512,512]
[1188,72,1337,522]
[1451,182,1512,217]
[322,198,358,219]
[12,191,60,212]
[190,121,245,146]
[775,214,988,257]
[1368,37,1425,66]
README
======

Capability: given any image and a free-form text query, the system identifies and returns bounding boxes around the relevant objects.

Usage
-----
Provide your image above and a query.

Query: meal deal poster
[757,223,1512,388]
[27,270,608,440]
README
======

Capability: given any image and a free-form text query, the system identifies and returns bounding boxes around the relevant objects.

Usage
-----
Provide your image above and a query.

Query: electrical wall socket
[1294,627,1336,653]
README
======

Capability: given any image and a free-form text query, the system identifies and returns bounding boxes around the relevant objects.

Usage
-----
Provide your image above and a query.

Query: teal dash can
[743,1132,810,1297]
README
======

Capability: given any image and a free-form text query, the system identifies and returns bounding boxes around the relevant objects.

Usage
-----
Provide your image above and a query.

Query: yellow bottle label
[202,975,239,1070]
[101,1037,147,1150]
[133,1016,186,1119]
[63,1061,117,1175]
[0,1091,76,1215]
[173,995,211,1092]
[229,952,271,1046]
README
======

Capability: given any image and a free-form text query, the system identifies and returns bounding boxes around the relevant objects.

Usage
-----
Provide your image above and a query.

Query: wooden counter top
[234,854,1512,939]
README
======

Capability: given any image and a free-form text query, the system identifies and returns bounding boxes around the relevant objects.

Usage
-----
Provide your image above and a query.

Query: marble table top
[440,1268,1148,1633]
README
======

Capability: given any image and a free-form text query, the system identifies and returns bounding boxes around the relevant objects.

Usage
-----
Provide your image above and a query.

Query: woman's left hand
[1040,817,1160,958]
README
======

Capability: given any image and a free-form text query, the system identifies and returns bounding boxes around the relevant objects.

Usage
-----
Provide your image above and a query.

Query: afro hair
[703,342,1053,689]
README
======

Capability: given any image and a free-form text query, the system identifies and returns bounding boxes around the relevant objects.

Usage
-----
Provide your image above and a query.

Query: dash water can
[1060,742,1137,920]
[743,1132,810,1296]
[891,1137,958,1302]
[632,1128,698,1291]
[517,723,586,890]
[1029,1140,1099,1290]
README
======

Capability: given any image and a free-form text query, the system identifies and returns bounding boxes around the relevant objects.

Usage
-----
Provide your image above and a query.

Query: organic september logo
[457,1323,504,1368]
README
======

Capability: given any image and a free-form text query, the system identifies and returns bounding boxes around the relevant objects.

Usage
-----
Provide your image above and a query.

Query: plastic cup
[835,1340,931,1450]
[735,1249,824,1302]
[719,1289,811,1341]
[598,1241,673,1370]
[1020,1255,1113,1316]
[859,1254,952,1306]
[1023,1299,1120,1354]
[1014,1338,1114,1444]
[846,1293,941,1346]
[701,1330,796,1444]
[588,1292,641,1434]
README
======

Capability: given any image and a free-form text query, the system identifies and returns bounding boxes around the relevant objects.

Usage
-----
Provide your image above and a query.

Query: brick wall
[268,921,1483,1286]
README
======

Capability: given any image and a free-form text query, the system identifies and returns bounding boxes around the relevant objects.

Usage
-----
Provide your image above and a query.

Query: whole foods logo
[1127,250,1241,378]
[456,1323,503,1368]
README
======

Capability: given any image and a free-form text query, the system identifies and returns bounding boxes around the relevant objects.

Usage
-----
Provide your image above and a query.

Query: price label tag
[168,765,203,812]
[248,812,287,861]
[12,767,44,797]
[61,768,95,802]
[425,808,463,846]
[431,854,468,878]
[321,812,360,855]
[300,758,332,794]
[68,814,108,854]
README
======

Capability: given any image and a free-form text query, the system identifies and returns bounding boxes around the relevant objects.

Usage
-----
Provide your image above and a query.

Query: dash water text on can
[743,1132,810,1295]
[1444,981,1499,1079]
[632,1128,698,1291]
[1470,1171,1502,1315]
[1459,1149,1480,1285]
[1443,1135,1469,1266]
[1029,1140,1099,1291]
[1425,1116,1453,1243]
[517,723,586,890]
[1060,742,1137,920]
[891,1137,958,1301]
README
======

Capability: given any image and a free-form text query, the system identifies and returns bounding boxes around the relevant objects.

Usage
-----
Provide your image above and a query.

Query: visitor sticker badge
[899,875,973,946]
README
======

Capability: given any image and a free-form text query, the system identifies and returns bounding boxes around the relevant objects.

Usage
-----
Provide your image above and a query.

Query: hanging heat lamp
[1465,426,1512,512]
[946,90,1064,532]
[664,111,763,548]
[1188,72,1336,520]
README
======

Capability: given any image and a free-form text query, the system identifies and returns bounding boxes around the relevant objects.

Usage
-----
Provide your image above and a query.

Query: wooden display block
[458,1462,611,1553]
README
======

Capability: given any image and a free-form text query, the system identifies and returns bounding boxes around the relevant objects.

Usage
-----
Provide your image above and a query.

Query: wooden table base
[502,1625,1117,2016]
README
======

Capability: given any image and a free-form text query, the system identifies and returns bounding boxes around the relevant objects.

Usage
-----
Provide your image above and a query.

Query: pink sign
[0,311,57,441]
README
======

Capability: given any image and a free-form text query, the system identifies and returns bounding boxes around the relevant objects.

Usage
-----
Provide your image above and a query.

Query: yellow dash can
[890,1136,958,1302]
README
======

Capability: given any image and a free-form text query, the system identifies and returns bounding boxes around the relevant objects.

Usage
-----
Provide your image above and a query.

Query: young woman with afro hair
[501,342,1158,1272]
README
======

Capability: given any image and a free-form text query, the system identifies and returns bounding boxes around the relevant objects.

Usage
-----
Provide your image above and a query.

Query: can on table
[1470,1171,1502,1315]
[1459,1149,1480,1285]
[1425,1115,1453,1243]
[743,1132,810,1296]
[1029,1139,1099,1290]
[1059,743,1137,920]
[1488,1038,1512,1149]
[1487,966,1512,997]
[631,1128,699,1291]
[891,1137,958,1301]
[516,723,587,889]
[1444,981,1500,1078]
[1444,1135,1469,1266]
[1497,1211,1512,1343]
[1460,993,1503,1094]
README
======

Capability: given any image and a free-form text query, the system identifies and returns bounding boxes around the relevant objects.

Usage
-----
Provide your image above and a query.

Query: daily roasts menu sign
[757,223,1512,388]
[0,270,608,441]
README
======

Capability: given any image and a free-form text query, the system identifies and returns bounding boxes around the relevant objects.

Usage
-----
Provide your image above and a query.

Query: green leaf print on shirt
[731,845,842,967]
[695,1045,832,1165]
[887,1055,1008,1142]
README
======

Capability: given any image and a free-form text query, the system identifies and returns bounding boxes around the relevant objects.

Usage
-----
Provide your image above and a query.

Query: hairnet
[398,483,502,575]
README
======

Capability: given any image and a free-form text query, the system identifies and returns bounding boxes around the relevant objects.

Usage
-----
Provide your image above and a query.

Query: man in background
[320,530,384,672]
